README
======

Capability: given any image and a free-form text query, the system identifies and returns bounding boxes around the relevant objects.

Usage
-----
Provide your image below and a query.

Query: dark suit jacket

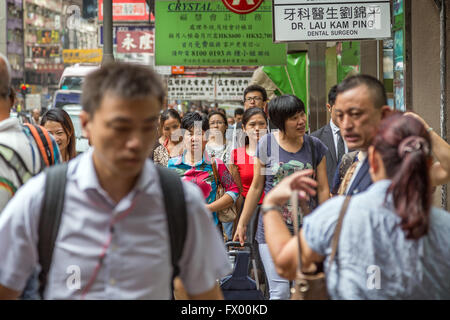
[346,157,373,195]
[311,124,337,188]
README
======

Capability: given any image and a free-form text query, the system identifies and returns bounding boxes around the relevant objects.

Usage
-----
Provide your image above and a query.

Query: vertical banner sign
[155,0,287,66]
[273,0,391,42]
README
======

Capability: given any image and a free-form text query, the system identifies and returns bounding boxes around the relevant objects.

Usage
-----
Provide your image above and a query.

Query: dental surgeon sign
[222,0,264,14]
[273,0,391,42]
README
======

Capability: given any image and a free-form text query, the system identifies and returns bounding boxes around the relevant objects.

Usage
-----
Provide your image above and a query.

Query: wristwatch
[260,204,284,215]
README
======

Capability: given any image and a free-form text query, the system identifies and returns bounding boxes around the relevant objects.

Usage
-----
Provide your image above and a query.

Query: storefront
[23,0,64,98]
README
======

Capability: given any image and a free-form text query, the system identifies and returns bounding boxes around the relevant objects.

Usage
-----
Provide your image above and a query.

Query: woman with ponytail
[261,112,450,299]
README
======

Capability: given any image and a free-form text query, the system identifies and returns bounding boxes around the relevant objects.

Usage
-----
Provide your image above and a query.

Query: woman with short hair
[151,109,183,166]
[168,112,239,229]
[234,94,330,299]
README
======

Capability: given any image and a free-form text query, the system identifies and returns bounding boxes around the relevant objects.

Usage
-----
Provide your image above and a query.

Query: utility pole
[102,0,114,65]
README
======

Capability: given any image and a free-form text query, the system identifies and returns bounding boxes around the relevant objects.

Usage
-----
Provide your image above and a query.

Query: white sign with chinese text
[167,76,252,101]
[273,0,391,42]
[167,77,216,100]
[216,77,251,101]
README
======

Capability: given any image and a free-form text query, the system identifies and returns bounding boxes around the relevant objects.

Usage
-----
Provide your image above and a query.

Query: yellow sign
[63,49,103,64]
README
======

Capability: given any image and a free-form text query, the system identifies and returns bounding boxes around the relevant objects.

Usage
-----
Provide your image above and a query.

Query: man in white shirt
[0,62,230,299]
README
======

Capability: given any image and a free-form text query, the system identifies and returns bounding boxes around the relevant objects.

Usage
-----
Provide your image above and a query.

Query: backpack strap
[37,163,68,298]
[23,123,55,167]
[0,144,34,187]
[156,166,187,289]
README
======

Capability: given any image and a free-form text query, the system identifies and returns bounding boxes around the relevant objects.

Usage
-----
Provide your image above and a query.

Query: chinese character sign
[273,0,391,42]
[155,0,286,66]
[167,77,216,100]
[116,30,154,53]
[167,76,252,101]
[216,77,251,100]
[98,0,150,22]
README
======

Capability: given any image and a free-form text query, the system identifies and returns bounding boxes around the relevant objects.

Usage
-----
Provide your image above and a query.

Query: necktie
[337,130,345,162]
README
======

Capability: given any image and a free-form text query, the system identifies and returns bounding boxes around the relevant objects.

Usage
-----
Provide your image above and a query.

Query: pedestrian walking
[0,62,230,299]
[151,109,183,167]
[234,94,329,299]
[262,112,450,299]
[168,112,239,232]
[311,85,348,189]
[41,108,77,162]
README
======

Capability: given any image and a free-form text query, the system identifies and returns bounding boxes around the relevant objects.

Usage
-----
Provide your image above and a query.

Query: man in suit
[333,75,391,196]
[311,85,348,188]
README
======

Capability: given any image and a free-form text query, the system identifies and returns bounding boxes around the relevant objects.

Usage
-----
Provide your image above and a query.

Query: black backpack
[37,163,187,298]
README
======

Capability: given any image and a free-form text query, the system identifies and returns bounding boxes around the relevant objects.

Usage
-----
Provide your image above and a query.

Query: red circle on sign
[221,0,264,14]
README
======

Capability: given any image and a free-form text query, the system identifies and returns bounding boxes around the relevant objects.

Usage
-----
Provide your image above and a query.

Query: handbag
[290,193,352,300]
[211,157,238,223]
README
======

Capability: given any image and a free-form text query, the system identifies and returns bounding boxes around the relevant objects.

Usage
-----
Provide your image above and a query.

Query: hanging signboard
[216,77,251,100]
[167,76,252,100]
[116,30,154,53]
[155,0,286,66]
[62,49,103,64]
[167,77,216,100]
[272,0,391,42]
[98,0,151,22]
[99,26,154,46]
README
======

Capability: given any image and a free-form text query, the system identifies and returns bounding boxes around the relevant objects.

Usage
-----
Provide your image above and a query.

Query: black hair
[234,108,244,117]
[242,107,268,146]
[41,108,77,160]
[328,84,338,106]
[160,108,181,127]
[243,84,268,102]
[242,107,267,127]
[336,74,387,109]
[208,111,228,127]
[181,112,209,132]
[82,62,165,116]
[268,95,305,132]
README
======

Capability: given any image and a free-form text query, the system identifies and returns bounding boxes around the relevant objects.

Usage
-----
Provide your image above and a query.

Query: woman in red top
[230,107,268,239]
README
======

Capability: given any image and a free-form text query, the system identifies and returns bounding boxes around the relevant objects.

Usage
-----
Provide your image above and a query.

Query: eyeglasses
[245,96,263,102]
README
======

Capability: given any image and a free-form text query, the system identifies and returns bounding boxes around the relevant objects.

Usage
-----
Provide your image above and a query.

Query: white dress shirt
[329,119,348,159]
[0,148,231,299]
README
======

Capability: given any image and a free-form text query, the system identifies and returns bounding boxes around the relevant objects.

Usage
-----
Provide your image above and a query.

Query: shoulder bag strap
[210,157,221,187]
[327,195,352,271]
[294,194,351,273]
[37,162,69,298]
[156,166,187,283]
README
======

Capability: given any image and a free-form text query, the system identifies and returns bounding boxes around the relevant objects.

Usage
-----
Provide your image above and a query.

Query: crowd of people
[0,55,449,300]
